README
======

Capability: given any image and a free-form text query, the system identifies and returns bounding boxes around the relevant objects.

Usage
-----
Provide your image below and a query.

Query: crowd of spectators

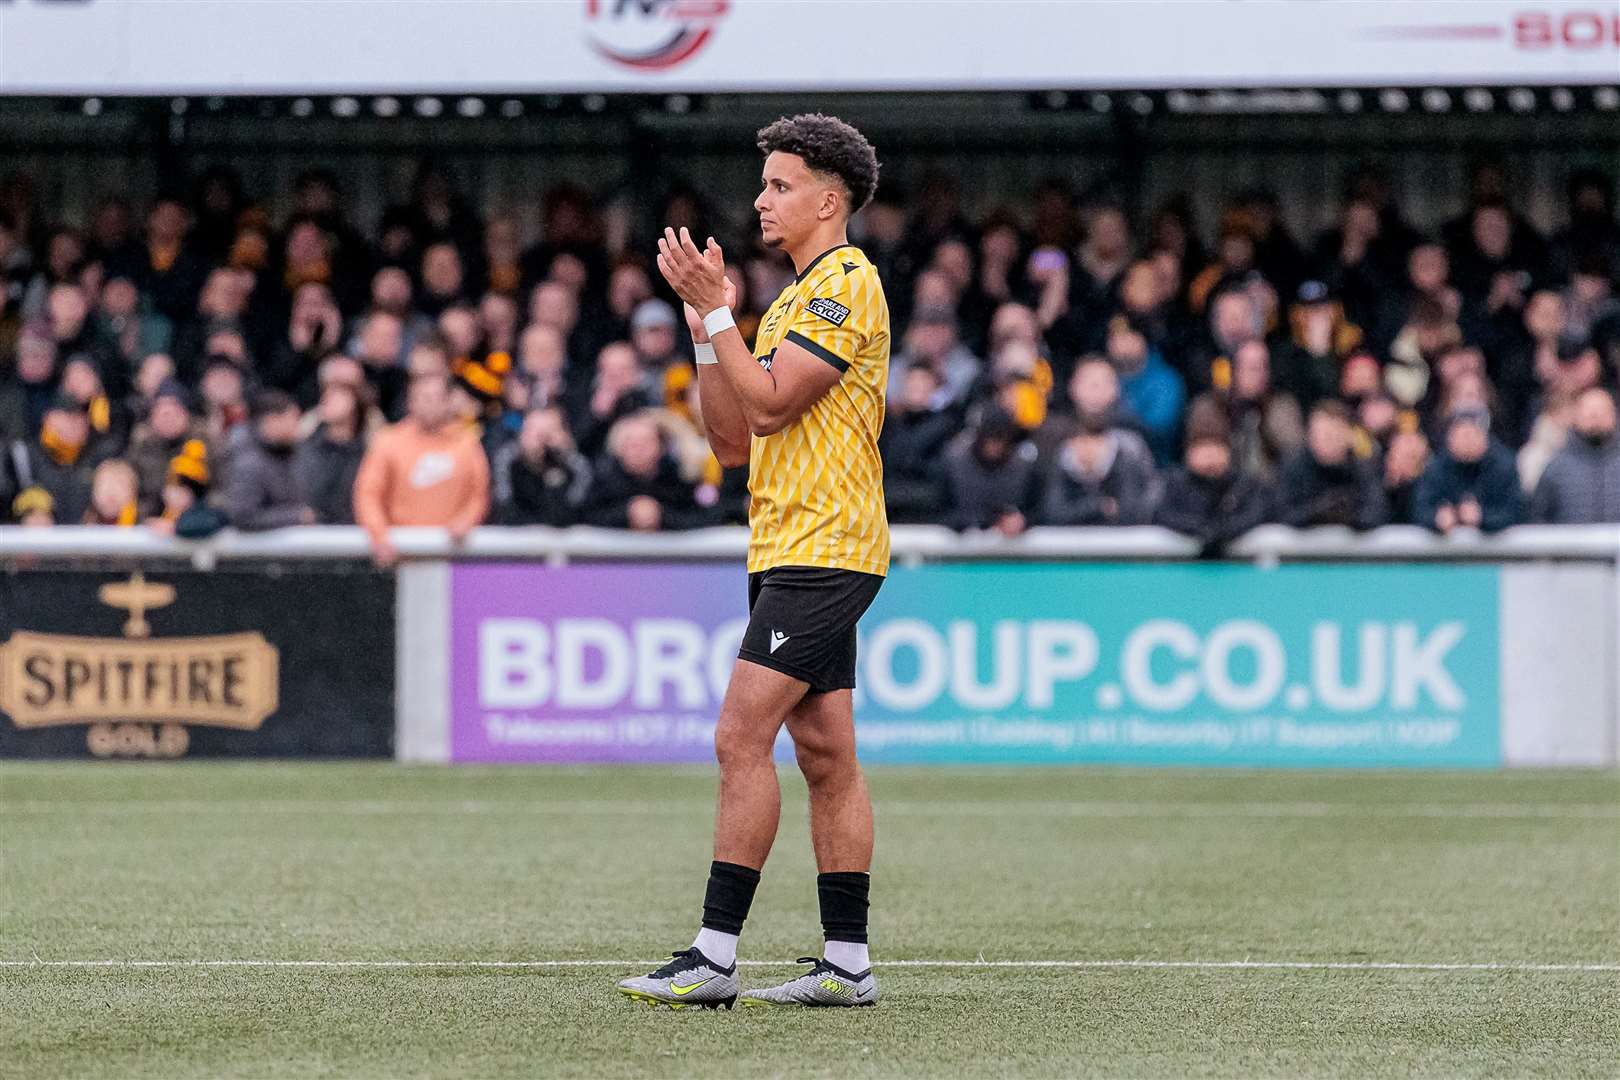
[2,160,1619,559]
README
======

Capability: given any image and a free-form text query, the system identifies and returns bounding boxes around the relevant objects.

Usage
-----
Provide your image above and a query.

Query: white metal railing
[3,523,1620,564]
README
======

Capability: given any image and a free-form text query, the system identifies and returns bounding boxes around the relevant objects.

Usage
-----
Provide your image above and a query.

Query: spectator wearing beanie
[1531,387,1620,524]
[944,407,1042,534]
[128,379,209,515]
[226,389,317,530]
[881,362,956,524]
[1037,410,1159,527]
[629,298,684,371]
[353,371,490,567]
[295,379,370,525]
[148,438,225,537]
[449,346,515,460]
[1154,396,1273,553]
[1277,400,1388,529]
[12,485,55,527]
[1276,280,1364,408]
[581,411,705,531]
[492,404,591,527]
[1413,406,1524,534]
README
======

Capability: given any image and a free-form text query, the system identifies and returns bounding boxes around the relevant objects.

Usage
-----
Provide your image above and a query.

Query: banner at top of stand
[0,0,1614,95]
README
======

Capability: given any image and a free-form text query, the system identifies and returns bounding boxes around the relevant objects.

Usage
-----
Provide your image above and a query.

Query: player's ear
[819,186,841,222]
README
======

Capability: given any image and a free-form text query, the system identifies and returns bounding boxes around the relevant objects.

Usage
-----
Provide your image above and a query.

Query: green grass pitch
[2,762,1617,1078]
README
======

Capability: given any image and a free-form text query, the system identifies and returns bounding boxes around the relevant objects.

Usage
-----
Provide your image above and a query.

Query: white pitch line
[0,959,1616,973]
[2,800,1616,820]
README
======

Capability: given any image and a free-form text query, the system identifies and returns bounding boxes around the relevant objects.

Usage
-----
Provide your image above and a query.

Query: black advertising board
[0,565,393,758]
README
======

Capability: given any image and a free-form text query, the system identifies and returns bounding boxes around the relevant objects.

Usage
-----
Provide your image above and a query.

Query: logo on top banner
[1367,8,1620,50]
[584,0,729,71]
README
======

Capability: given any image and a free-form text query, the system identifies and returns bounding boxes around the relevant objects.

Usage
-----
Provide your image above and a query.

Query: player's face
[755,152,827,251]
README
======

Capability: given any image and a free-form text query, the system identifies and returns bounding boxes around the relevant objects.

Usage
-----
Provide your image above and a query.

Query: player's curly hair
[756,113,880,214]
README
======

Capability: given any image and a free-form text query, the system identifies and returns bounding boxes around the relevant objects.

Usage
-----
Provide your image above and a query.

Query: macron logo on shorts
[769,630,790,654]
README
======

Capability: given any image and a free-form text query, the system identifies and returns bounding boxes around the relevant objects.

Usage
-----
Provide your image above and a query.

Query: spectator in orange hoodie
[352,371,489,567]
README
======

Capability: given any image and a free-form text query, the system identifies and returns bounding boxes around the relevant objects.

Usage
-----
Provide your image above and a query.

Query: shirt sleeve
[783,266,869,374]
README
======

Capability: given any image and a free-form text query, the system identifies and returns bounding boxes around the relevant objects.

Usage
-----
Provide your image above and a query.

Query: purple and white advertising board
[449,562,1502,767]
[451,564,747,763]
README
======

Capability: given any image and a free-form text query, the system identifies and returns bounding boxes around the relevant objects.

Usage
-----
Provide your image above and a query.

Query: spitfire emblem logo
[585,0,728,71]
[0,573,279,758]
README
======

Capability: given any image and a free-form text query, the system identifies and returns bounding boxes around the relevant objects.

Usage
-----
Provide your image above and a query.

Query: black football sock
[700,860,761,937]
[817,871,871,974]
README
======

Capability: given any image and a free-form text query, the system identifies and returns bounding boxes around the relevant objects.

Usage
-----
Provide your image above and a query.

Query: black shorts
[738,566,885,693]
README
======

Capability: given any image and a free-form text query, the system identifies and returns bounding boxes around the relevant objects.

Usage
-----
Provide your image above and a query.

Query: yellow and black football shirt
[748,243,891,577]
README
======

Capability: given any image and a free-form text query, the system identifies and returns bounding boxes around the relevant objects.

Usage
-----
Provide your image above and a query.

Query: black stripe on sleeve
[785,330,851,373]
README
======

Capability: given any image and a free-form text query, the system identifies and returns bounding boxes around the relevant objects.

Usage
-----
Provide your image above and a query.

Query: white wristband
[701,306,736,339]
[693,342,718,365]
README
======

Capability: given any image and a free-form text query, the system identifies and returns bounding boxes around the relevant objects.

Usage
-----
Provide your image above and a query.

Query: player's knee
[714,714,773,771]
[795,738,855,790]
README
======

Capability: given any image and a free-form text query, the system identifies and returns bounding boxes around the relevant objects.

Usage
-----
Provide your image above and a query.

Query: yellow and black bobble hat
[452,350,512,403]
[166,439,211,494]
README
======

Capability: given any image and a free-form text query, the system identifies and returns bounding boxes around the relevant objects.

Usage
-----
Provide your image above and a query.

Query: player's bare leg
[740,688,879,1007]
[711,659,810,868]
[618,659,806,1008]
[787,689,873,873]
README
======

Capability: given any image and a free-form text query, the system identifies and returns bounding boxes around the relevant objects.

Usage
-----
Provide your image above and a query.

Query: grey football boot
[739,956,878,1007]
[617,948,739,1010]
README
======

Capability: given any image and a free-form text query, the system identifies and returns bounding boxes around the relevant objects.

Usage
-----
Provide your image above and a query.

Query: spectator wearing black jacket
[582,411,704,531]
[108,196,209,325]
[1154,398,1273,553]
[1278,400,1388,529]
[1531,387,1620,524]
[263,282,344,408]
[881,362,956,523]
[0,327,59,443]
[294,380,368,525]
[943,408,1041,534]
[1037,411,1159,526]
[493,404,591,526]
[1413,406,1524,534]
[6,395,98,524]
[1382,428,1430,526]
[226,390,316,530]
